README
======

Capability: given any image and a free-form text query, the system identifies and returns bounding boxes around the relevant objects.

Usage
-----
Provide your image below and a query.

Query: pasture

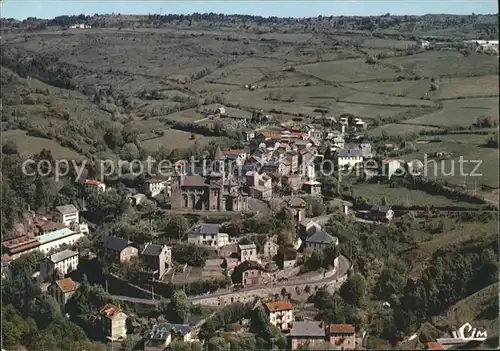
[433,75,500,99]
[367,123,439,137]
[351,182,477,207]
[141,128,222,151]
[2,129,85,160]
[382,50,499,78]
[401,133,499,189]
[345,79,432,99]
[296,58,402,82]
[400,97,499,128]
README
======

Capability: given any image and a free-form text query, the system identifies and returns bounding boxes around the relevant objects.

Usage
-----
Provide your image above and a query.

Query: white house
[187,224,231,248]
[143,178,168,198]
[337,149,363,169]
[40,249,79,281]
[53,205,79,226]
[264,300,294,332]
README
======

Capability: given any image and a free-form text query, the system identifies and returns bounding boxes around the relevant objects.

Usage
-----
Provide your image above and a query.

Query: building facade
[328,324,356,350]
[40,249,79,281]
[53,205,79,226]
[142,244,171,279]
[264,301,294,332]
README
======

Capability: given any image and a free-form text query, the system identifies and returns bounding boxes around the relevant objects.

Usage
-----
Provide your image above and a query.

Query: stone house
[102,236,138,264]
[95,304,128,341]
[238,243,258,262]
[49,278,78,310]
[327,324,356,350]
[231,260,266,287]
[277,247,298,270]
[264,300,294,332]
[84,179,106,194]
[282,174,302,191]
[285,197,307,224]
[262,237,279,261]
[142,178,169,198]
[290,321,326,351]
[368,205,394,222]
[305,231,338,252]
[141,244,171,280]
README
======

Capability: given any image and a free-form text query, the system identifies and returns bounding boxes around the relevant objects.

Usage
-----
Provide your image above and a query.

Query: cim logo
[452,322,488,341]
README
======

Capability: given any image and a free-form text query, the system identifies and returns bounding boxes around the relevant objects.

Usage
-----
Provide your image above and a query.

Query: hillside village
[1,10,498,351]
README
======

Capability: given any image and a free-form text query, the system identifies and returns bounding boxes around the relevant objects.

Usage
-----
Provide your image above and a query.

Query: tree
[161,214,189,239]
[340,273,368,307]
[207,337,230,351]
[140,199,157,231]
[170,290,190,324]
[307,249,325,271]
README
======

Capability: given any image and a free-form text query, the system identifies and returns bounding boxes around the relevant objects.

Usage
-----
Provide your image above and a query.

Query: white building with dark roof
[305,231,338,252]
[143,322,192,351]
[40,249,79,281]
[53,205,79,226]
[187,223,231,248]
[141,244,171,279]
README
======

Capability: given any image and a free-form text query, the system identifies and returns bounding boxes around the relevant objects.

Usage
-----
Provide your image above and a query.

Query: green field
[340,91,436,107]
[345,79,432,99]
[351,182,479,207]
[401,133,499,188]
[433,75,500,99]
[296,58,401,82]
[382,50,499,78]
[400,97,499,128]
[368,123,439,137]
[361,38,417,50]
[2,129,86,160]
[141,129,222,151]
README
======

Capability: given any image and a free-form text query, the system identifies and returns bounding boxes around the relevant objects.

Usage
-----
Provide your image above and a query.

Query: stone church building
[170,151,249,212]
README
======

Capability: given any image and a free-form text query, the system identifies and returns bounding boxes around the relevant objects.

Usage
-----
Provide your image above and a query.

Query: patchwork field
[361,38,417,50]
[433,75,500,99]
[340,91,436,107]
[345,79,433,99]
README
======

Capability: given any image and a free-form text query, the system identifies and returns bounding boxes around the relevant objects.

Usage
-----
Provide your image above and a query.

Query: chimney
[319,322,323,328]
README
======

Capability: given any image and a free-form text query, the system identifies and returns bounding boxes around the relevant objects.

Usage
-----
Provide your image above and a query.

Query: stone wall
[192,275,348,306]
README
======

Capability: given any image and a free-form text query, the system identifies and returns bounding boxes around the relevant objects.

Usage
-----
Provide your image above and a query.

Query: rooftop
[85,179,104,185]
[306,231,337,245]
[55,204,78,214]
[264,300,294,312]
[426,342,445,350]
[48,249,79,263]
[37,227,77,245]
[2,235,40,254]
[328,324,355,334]
[370,205,392,213]
[338,149,362,158]
[142,244,169,257]
[238,243,256,250]
[99,303,127,320]
[103,236,132,252]
[144,323,192,340]
[55,278,78,293]
[290,321,326,338]
[199,223,220,235]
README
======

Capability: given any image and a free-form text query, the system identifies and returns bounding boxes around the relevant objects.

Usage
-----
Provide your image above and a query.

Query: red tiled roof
[2,235,40,254]
[99,303,122,319]
[328,324,355,334]
[265,300,294,312]
[426,342,445,350]
[222,149,245,156]
[85,179,104,185]
[55,278,78,293]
